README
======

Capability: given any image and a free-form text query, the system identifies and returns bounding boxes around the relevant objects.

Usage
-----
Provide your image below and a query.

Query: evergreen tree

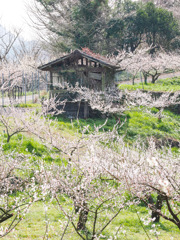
[34,0,109,53]
[71,0,109,52]
[136,2,179,50]
[33,0,179,54]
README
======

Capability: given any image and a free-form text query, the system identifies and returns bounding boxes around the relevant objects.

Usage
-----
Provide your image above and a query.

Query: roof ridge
[38,49,118,70]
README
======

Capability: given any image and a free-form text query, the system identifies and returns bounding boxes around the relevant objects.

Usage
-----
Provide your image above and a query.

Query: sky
[0,0,36,40]
[0,0,136,41]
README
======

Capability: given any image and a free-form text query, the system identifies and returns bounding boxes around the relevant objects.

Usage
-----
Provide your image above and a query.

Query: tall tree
[106,1,179,53]
[71,0,109,52]
[106,0,141,53]
[30,0,179,54]
[30,0,109,53]
[136,2,179,50]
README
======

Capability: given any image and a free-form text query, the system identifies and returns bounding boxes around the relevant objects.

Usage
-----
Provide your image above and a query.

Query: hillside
[0,76,179,239]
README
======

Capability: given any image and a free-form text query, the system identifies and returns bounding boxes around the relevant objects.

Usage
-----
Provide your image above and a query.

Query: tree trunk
[77,202,89,230]
[132,77,135,85]
[151,73,160,84]
[142,72,148,84]
[74,198,89,231]
[151,76,156,84]
[148,194,163,222]
[7,134,11,143]
[144,75,147,84]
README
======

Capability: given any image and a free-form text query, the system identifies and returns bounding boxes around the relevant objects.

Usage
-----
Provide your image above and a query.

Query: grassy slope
[4,203,180,240]
[1,78,180,239]
[0,111,179,239]
[123,109,180,145]
[118,77,180,92]
[1,107,179,156]
[51,108,180,147]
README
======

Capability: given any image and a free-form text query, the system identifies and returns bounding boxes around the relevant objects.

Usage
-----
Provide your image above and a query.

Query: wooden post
[109,70,115,88]
[46,72,48,92]
[140,71,144,90]
[2,74,4,106]
[18,86,20,99]
[32,72,34,103]
[24,74,27,104]
[22,71,24,95]
[84,101,89,119]
[50,71,53,90]
[13,86,15,99]
[86,71,89,88]
[38,71,40,97]
[102,70,106,91]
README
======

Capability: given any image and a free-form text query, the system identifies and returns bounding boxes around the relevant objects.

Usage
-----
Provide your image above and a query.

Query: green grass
[118,77,180,92]
[52,109,180,147]
[1,134,47,156]
[0,104,179,152]
[0,133,64,165]
[0,105,179,239]
[121,109,180,145]
[51,115,118,133]
[3,202,179,240]
[14,103,41,108]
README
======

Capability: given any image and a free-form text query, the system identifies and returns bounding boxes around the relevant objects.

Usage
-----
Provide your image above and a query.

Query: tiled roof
[38,48,118,70]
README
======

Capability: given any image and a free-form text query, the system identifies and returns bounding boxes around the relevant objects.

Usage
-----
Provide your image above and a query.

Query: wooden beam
[50,71,53,90]
[89,72,102,80]
[52,66,103,73]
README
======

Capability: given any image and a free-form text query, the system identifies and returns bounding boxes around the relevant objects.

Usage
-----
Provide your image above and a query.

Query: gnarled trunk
[74,200,89,231]
[77,203,89,230]
[148,194,163,222]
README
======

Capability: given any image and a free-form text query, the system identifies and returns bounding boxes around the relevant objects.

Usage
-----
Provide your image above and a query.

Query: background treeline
[32,0,180,54]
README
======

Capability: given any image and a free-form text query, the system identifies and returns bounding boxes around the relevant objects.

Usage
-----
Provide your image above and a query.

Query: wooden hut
[38,48,119,118]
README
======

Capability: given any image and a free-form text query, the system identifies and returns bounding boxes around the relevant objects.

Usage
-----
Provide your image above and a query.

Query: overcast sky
[0,0,36,40]
[0,0,136,41]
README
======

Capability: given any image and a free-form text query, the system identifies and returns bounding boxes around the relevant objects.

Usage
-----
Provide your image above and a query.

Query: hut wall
[62,101,89,119]
[105,68,115,89]
[51,66,115,91]
[49,59,116,118]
